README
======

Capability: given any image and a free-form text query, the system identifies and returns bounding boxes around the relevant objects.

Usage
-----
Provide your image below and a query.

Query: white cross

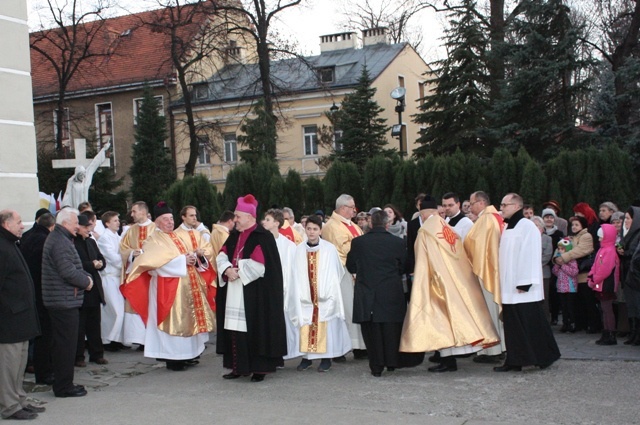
[51,138,110,169]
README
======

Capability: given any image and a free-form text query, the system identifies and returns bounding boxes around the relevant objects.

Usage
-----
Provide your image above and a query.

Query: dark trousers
[559,292,577,326]
[549,275,560,321]
[76,306,103,361]
[360,321,403,374]
[48,308,79,394]
[576,283,602,331]
[33,302,53,381]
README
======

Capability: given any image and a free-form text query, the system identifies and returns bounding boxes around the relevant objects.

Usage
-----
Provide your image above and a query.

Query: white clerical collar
[180,223,195,231]
[139,219,152,227]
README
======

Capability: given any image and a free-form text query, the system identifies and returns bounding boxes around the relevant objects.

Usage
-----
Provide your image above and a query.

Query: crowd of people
[2,190,640,420]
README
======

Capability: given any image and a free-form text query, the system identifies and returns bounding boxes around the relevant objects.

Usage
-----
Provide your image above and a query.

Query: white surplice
[97,228,125,344]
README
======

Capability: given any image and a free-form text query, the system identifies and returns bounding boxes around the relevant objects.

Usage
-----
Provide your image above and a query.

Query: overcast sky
[27,0,446,62]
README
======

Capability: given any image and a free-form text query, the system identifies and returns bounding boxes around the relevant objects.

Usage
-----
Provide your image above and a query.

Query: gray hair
[0,209,16,227]
[471,191,490,205]
[335,194,354,210]
[599,202,618,212]
[531,215,545,230]
[56,208,79,225]
[505,193,524,208]
[371,210,389,228]
[282,207,294,219]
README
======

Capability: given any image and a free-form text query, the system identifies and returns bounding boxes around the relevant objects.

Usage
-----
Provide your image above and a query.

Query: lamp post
[390,87,406,156]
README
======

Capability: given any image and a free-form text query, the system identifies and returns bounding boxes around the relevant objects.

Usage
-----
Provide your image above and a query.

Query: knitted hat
[541,208,557,219]
[235,194,258,218]
[558,238,573,252]
[153,201,172,219]
[419,195,438,211]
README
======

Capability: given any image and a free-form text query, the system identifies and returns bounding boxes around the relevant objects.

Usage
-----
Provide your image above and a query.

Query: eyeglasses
[343,205,356,210]
[500,203,515,208]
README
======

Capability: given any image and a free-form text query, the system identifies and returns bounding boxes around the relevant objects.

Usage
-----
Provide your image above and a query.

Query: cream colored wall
[0,0,40,223]
[173,43,433,189]
[33,86,175,190]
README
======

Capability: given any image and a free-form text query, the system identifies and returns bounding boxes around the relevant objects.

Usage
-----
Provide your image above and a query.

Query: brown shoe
[74,359,86,367]
[92,358,109,365]
[7,409,38,420]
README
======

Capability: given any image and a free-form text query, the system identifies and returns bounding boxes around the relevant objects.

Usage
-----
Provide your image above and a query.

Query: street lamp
[390,87,406,156]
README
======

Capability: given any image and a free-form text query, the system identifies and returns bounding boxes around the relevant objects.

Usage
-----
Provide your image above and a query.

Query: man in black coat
[20,212,56,385]
[73,211,107,366]
[347,210,407,377]
[0,210,44,420]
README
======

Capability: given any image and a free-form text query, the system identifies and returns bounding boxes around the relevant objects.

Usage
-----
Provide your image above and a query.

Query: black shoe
[371,372,382,377]
[317,359,331,372]
[428,352,441,363]
[386,367,395,372]
[493,364,522,372]
[6,409,38,420]
[296,358,312,371]
[183,359,199,366]
[250,373,265,382]
[166,361,188,371]
[222,373,242,379]
[104,342,121,352]
[136,344,145,352]
[55,386,88,397]
[428,363,457,372]
[332,355,346,363]
[22,404,45,413]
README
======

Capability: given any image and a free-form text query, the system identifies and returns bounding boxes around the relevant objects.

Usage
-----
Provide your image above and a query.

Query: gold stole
[300,250,327,353]
[166,231,209,334]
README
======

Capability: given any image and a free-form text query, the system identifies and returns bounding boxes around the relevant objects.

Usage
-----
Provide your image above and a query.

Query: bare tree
[136,0,234,176]
[30,0,115,153]
[209,0,304,151]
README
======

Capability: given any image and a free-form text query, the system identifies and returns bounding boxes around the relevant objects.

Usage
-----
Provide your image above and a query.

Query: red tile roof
[30,5,211,99]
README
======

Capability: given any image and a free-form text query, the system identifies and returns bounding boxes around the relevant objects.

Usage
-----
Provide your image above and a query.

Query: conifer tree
[165,175,220,227]
[303,177,325,214]
[130,85,175,207]
[222,163,255,210]
[237,99,278,165]
[391,160,418,218]
[413,0,490,157]
[283,170,304,217]
[323,161,363,213]
[325,65,390,172]
[363,156,394,209]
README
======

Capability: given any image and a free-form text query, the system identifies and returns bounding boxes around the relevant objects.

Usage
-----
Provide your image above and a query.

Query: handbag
[578,253,594,273]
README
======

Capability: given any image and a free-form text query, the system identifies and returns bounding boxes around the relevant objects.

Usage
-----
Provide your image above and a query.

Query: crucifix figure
[52,139,111,208]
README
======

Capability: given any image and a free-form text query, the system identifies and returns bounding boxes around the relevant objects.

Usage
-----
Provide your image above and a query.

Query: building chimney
[362,27,389,46]
[319,32,357,53]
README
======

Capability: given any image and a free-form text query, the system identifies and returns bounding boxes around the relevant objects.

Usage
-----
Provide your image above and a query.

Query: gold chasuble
[463,205,503,307]
[321,211,363,266]
[299,251,327,353]
[123,230,216,337]
[119,222,155,313]
[400,215,499,353]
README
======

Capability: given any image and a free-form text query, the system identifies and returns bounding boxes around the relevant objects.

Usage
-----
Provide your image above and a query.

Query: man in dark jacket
[73,211,106,367]
[347,210,407,377]
[19,212,55,385]
[0,210,44,420]
[42,208,93,398]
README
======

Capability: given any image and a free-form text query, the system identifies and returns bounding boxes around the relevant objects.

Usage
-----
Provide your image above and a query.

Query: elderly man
[464,191,506,364]
[347,210,407,377]
[216,195,286,382]
[496,193,560,372]
[42,208,93,397]
[322,194,366,360]
[122,202,215,371]
[283,207,306,240]
[400,196,499,372]
[119,201,155,347]
[0,210,44,419]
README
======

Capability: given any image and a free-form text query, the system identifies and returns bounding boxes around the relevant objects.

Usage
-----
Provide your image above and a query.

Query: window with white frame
[192,84,209,100]
[133,95,164,125]
[53,108,70,142]
[333,129,343,152]
[223,133,238,163]
[197,136,210,165]
[303,125,318,156]
[96,103,113,148]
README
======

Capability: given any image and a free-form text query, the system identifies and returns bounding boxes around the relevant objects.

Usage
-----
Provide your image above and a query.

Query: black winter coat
[19,223,50,307]
[347,227,407,323]
[0,227,40,343]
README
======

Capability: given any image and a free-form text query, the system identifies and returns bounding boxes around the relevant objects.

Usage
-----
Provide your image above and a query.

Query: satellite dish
[390,86,406,101]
